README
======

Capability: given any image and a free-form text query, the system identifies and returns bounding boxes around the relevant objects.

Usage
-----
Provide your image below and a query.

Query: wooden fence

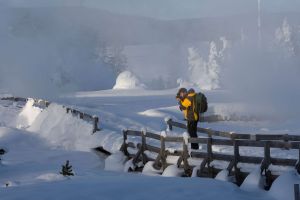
[120,119,300,189]
[1,96,100,133]
[167,118,300,141]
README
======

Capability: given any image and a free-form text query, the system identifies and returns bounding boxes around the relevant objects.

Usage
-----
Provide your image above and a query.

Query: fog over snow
[0,0,299,117]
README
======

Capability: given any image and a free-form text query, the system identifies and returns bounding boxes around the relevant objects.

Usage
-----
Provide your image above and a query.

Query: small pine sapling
[60,160,74,176]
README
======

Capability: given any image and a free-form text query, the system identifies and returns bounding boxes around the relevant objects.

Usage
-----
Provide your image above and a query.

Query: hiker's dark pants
[187,120,199,150]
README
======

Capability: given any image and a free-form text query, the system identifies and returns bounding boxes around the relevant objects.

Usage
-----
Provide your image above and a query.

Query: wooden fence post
[160,136,167,170]
[233,140,242,185]
[263,141,271,172]
[120,130,129,157]
[296,145,300,174]
[207,137,213,177]
[93,116,99,133]
[166,118,173,131]
[141,130,147,164]
[262,141,272,189]
[295,184,300,200]
[182,137,190,175]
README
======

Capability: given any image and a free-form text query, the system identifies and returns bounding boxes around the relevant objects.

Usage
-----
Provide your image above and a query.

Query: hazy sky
[3,0,300,19]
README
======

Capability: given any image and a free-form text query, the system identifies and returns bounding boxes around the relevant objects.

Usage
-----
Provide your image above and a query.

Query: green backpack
[194,92,208,114]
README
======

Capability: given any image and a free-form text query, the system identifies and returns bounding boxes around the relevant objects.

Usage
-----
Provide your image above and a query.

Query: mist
[0,1,299,108]
[221,18,300,119]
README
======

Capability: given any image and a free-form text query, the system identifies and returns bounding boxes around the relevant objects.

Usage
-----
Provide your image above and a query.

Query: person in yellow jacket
[176,88,199,149]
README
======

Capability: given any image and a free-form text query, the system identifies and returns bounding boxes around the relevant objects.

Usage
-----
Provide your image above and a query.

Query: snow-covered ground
[1,89,300,200]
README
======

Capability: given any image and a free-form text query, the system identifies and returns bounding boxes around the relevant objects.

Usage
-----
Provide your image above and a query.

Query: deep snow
[1,89,300,200]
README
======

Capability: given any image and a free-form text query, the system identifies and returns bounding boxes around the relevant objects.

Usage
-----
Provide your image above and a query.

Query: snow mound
[124,158,135,172]
[215,169,230,182]
[36,173,66,182]
[27,103,96,152]
[162,165,184,177]
[104,152,127,172]
[142,161,163,176]
[240,167,264,191]
[16,99,42,129]
[113,71,145,90]
[269,170,300,200]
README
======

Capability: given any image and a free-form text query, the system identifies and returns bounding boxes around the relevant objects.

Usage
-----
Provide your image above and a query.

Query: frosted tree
[186,37,229,90]
[96,43,128,75]
[275,18,299,56]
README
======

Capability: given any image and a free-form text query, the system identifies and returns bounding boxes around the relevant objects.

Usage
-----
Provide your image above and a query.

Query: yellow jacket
[179,92,199,121]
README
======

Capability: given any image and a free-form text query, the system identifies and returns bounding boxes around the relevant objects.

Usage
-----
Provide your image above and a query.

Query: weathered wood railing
[120,128,300,189]
[1,96,100,133]
[166,118,300,141]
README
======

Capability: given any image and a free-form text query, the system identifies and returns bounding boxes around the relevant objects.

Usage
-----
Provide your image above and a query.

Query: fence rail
[120,126,300,189]
[166,118,300,141]
[1,96,100,133]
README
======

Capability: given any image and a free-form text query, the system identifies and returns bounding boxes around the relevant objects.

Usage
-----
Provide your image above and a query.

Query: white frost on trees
[275,18,300,56]
[182,37,230,90]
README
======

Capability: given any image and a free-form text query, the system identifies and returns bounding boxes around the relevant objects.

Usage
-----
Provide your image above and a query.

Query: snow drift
[113,71,145,90]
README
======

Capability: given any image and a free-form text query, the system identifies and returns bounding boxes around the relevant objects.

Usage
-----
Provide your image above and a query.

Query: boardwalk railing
[166,118,300,141]
[120,128,300,189]
[1,96,100,133]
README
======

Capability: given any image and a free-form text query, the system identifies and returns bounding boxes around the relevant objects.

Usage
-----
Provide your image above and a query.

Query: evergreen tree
[60,160,74,176]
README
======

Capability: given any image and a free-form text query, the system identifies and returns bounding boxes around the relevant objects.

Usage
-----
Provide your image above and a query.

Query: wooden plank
[164,136,184,143]
[145,132,161,140]
[213,153,234,161]
[189,137,208,144]
[271,158,297,166]
[239,156,263,164]
[295,184,300,200]
[193,152,263,164]
[145,144,160,153]
[126,130,143,137]
[212,138,234,146]
[237,140,265,147]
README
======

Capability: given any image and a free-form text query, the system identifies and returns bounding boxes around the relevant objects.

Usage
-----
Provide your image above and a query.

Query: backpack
[194,92,208,114]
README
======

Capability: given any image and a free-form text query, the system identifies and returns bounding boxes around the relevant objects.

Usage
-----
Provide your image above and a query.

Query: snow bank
[269,170,300,200]
[113,71,145,90]
[215,169,230,182]
[104,152,127,172]
[162,165,184,177]
[36,173,66,182]
[16,99,42,129]
[27,103,97,152]
[142,161,163,176]
[240,168,264,191]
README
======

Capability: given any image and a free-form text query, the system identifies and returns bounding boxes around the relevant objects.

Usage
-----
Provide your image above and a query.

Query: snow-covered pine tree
[60,160,74,176]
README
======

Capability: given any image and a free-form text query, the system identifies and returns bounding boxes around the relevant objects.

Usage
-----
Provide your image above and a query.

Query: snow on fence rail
[0,96,100,133]
[120,123,300,189]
